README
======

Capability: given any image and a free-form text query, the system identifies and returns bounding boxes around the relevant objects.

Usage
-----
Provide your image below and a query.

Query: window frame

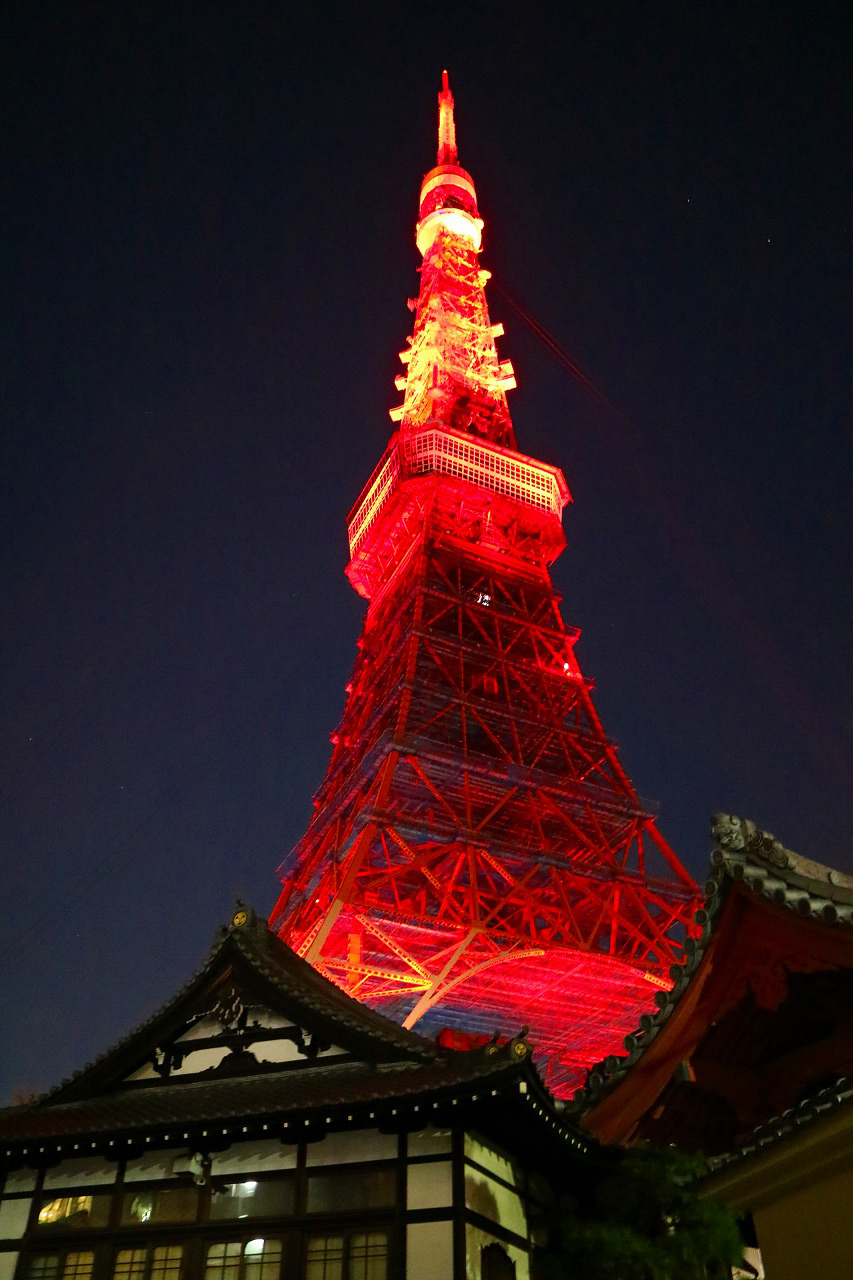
[26,1247,96,1280]
[112,1242,186,1280]
[303,1227,390,1280]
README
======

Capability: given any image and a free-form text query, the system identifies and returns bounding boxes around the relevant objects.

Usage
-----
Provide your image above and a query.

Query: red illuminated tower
[271,74,700,1094]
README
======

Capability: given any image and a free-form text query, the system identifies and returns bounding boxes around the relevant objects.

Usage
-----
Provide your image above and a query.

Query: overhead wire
[491,276,851,790]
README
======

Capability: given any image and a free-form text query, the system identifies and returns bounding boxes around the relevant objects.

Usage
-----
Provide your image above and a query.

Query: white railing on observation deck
[347,425,569,558]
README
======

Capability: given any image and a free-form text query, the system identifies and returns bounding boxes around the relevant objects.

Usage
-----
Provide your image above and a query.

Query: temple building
[576,814,853,1279]
[0,907,605,1280]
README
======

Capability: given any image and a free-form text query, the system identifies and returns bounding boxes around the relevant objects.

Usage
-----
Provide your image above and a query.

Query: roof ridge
[35,903,440,1106]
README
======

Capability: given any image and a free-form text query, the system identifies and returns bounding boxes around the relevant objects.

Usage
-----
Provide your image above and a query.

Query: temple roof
[574,816,853,1153]
[0,1053,535,1143]
[0,905,593,1166]
[705,1073,853,1176]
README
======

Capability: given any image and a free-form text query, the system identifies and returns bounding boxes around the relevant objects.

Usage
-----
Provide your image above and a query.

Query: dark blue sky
[2,2,850,1101]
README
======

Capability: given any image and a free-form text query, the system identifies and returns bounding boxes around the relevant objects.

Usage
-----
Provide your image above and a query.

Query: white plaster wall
[211,1139,298,1176]
[128,1047,232,1081]
[244,1011,292,1030]
[0,1251,18,1280]
[464,1134,519,1189]
[1,1172,36,1195]
[43,1157,116,1189]
[0,1199,31,1238]
[249,1038,346,1064]
[305,1130,396,1166]
[124,1150,181,1182]
[465,1167,526,1239]
[407,1220,454,1279]
[169,1048,231,1075]
[465,1224,529,1280]
[407,1128,452,1157]
[176,1017,229,1042]
[407,1161,453,1210]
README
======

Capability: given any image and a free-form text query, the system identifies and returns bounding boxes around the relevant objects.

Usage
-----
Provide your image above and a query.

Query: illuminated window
[205,1240,282,1280]
[113,1246,183,1280]
[205,1242,241,1280]
[304,1233,387,1280]
[29,1252,94,1280]
[210,1179,294,1221]
[28,1258,61,1280]
[38,1198,110,1230]
[121,1187,197,1226]
[348,1233,387,1280]
[304,1236,342,1280]
[242,1239,282,1280]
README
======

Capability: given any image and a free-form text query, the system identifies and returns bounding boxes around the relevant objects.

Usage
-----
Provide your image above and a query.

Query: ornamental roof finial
[437,69,458,166]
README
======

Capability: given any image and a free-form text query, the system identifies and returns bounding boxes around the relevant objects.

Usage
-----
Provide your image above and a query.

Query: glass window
[205,1240,282,1280]
[304,1234,387,1280]
[305,1169,395,1215]
[38,1197,110,1229]
[121,1187,197,1226]
[242,1239,281,1280]
[114,1246,183,1280]
[29,1258,61,1280]
[29,1253,94,1280]
[205,1243,242,1280]
[64,1255,95,1280]
[150,1247,183,1280]
[348,1233,386,1280]
[304,1237,343,1280]
[114,1249,147,1280]
[209,1179,294,1221]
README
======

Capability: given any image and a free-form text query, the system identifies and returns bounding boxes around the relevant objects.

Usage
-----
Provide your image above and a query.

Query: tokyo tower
[271,74,700,1094]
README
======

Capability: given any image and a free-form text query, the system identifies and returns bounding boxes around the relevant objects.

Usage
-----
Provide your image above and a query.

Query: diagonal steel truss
[271,76,700,1095]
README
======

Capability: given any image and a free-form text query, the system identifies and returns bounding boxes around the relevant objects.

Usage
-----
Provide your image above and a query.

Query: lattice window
[114,1245,183,1280]
[348,1233,387,1280]
[304,1236,343,1280]
[29,1252,94,1280]
[205,1243,241,1280]
[205,1240,282,1280]
[28,1258,61,1280]
[304,1232,387,1280]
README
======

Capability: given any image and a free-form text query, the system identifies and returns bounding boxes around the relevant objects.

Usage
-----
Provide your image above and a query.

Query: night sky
[2,3,850,1102]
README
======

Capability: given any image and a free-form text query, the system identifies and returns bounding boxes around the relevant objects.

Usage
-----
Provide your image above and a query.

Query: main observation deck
[346,424,570,599]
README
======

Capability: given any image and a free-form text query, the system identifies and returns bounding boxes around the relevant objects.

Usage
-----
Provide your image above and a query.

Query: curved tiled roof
[570,815,853,1115]
[705,1075,853,1173]
[0,1051,534,1144]
[36,903,438,1107]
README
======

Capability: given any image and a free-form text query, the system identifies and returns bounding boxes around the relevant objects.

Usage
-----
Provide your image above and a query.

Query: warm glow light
[38,1197,93,1224]
[416,207,482,255]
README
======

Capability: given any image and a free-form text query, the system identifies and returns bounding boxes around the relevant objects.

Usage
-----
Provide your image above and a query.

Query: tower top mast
[437,69,458,165]
[416,71,481,257]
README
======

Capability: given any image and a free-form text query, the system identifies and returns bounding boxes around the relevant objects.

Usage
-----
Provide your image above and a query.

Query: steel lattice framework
[271,74,700,1094]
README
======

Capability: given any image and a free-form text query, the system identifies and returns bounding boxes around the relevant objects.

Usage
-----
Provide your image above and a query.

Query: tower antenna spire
[437,69,458,165]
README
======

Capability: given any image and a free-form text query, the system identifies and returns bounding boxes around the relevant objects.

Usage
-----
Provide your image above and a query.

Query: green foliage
[545,1147,743,1280]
